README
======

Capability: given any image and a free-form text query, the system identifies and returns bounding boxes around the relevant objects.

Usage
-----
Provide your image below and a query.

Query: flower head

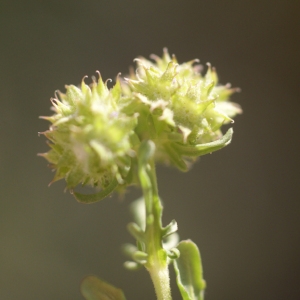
[40,75,137,191]
[124,49,242,170]
[40,50,241,200]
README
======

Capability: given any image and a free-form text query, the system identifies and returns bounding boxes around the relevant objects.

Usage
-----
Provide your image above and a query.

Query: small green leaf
[130,197,146,230]
[173,128,233,157]
[122,243,138,258]
[138,140,155,166]
[123,260,142,271]
[132,250,148,265]
[127,222,145,243]
[163,232,180,250]
[80,276,126,300]
[173,240,206,300]
[73,178,118,204]
[163,143,188,171]
[167,247,180,259]
[162,219,178,238]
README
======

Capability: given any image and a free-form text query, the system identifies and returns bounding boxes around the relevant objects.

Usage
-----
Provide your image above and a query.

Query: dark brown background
[1,1,299,299]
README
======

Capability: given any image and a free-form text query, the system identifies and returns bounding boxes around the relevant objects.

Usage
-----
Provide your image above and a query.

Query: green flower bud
[124,48,242,170]
[40,74,137,191]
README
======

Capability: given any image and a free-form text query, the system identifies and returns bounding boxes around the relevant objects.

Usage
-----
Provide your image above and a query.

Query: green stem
[138,151,172,300]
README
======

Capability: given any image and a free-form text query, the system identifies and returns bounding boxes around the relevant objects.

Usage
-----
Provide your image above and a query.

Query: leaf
[163,143,188,172]
[132,250,148,265]
[130,197,146,230]
[162,219,178,238]
[138,140,155,166]
[173,240,206,300]
[81,276,126,300]
[163,232,180,251]
[173,128,233,157]
[127,222,145,243]
[73,179,118,204]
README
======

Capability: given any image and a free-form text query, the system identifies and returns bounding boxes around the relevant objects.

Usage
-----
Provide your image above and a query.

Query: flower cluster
[40,76,137,190]
[122,49,241,170]
[40,49,241,198]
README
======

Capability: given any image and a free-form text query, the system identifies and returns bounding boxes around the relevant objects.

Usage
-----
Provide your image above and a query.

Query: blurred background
[0,1,299,299]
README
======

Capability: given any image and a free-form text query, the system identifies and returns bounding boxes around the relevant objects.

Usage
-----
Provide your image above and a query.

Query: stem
[138,151,172,300]
[148,264,171,300]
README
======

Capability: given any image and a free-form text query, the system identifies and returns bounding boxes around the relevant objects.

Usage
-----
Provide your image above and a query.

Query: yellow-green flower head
[124,49,242,170]
[40,50,241,201]
[40,74,137,191]
[127,49,241,143]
